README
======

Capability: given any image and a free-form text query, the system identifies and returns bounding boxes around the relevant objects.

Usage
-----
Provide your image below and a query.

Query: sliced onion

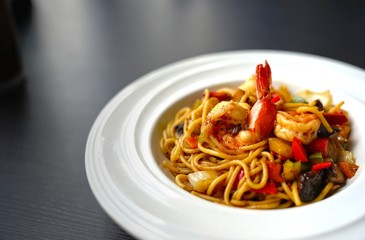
[188,171,219,193]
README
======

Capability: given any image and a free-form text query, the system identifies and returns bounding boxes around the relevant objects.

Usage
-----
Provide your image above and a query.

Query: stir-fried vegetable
[292,137,308,162]
[326,163,346,184]
[283,160,301,181]
[317,124,339,138]
[338,161,359,179]
[306,138,337,160]
[188,171,219,192]
[207,91,231,101]
[253,180,278,194]
[266,161,283,183]
[311,162,332,171]
[268,98,356,202]
[299,170,326,202]
[323,112,348,125]
[308,152,324,164]
[186,137,198,149]
[233,169,245,189]
[297,90,332,111]
[268,137,293,159]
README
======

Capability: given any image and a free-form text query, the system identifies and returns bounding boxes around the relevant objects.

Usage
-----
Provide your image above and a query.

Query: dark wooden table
[1,0,364,239]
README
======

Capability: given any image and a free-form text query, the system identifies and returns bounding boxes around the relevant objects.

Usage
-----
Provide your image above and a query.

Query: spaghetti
[160,61,358,209]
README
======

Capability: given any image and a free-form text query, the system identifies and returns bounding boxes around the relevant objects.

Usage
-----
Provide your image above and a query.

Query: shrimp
[274,111,321,144]
[202,61,277,149]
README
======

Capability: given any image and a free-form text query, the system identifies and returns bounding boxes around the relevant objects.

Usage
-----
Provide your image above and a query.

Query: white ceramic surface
[85,50,365,239]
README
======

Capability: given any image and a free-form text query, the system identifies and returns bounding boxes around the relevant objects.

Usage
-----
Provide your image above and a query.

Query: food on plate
[160,61,359,209]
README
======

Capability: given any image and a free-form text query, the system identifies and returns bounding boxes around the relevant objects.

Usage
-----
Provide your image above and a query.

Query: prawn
[202,61,277,150]
[274,111,321,144]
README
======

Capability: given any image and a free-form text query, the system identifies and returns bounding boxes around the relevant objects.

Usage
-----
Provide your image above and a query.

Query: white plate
[85,50,365,240]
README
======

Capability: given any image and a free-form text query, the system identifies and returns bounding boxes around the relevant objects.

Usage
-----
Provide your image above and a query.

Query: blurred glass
[0,0,24,94]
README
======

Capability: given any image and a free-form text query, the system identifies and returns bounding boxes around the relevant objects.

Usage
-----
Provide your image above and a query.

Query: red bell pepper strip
[338,161,359,179]
[266,161,283,183]
[323,112,348,125]
[233,169,245,188]
[306,138,330,157]
[186,137,198,149]
[292,137,308,162]
[311,162,332,171]
[253,180,278,194]
[206,91,231,101]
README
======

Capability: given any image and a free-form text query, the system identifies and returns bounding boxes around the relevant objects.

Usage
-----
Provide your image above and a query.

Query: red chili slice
[207,91,231,101]
[292,137,308,162]
[306,138,331,158]
[311,162,332,171]
[266,161,283,183]
[252,180,278,194]
[186,137,198,149]
[323,112,348,125]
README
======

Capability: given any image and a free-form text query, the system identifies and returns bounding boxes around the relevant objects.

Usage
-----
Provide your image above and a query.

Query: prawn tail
[256,60,272,100]
[249,60,277,140]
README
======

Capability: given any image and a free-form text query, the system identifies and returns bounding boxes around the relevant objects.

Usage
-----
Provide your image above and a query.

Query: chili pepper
[266,161,283,183]
[323,112,348,125]
[186,137,198,149]
[206,91,231,101]
[252,180,278,194]
[307,138,338,161]
[338,161,359,179]
[233,169,245,188]
[311,162,332,171]
[306,138,330,157]
[292,137,308,162]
